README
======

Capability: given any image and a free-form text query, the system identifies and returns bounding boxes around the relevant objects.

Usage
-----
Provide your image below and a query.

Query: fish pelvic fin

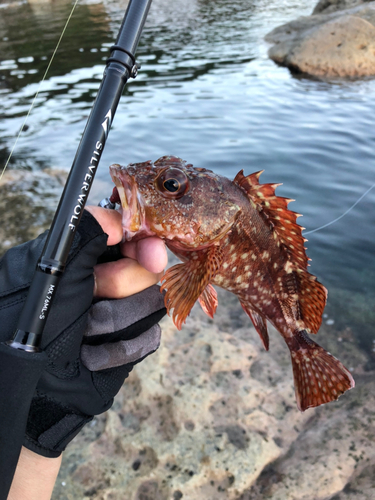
[161,245,223,330]
[290,330,355,412]
[198,284,218,319]
[240,301,269,351]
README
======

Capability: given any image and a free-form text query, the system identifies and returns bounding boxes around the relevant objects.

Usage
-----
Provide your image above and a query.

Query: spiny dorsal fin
[233,170,308,269]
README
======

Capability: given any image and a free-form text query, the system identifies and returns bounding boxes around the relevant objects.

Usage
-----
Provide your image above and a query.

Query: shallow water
[0,0,374,356]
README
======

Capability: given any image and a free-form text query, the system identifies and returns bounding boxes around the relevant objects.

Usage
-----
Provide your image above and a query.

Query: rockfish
[109,156,355,411]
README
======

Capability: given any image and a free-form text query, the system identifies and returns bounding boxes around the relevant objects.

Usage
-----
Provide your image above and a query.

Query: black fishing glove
[0,211,166,458]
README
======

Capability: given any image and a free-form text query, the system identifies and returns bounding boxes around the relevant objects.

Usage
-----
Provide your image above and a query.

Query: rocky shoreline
[52,283,374,500]
[266,0,375,78]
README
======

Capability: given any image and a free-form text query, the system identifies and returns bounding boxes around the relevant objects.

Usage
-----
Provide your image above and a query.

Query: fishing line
[0,0,80,183]
[304,182,375,235]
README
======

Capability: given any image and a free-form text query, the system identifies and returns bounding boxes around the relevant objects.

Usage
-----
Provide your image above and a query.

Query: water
[0,0,374,356]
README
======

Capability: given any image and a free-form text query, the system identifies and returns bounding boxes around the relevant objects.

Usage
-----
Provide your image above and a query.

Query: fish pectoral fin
[240,302,269,351]
[290,330,355,412]
[161,246,223,330]
[198,284,218,319]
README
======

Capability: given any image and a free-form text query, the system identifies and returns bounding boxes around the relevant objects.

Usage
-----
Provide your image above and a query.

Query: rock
[266,1,375,78]
[52,285,374,500]
[313,0,369,15]
[312,0,372,14]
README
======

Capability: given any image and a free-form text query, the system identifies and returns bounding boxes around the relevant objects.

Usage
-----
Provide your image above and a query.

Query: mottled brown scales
[110,156,355,412]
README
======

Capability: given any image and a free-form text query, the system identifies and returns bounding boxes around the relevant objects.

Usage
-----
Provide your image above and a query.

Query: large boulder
[266,1,375,78]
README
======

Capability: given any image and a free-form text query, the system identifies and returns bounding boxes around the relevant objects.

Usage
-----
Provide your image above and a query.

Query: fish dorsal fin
[234,170,327,334]
[233,170,308,269]
[161,245,223,329]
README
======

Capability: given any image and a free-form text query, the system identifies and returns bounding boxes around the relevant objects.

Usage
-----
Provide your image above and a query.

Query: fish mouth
[109,164,155,242]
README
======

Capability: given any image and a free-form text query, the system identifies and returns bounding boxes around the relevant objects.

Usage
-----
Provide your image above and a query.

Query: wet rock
[266,1,375,78]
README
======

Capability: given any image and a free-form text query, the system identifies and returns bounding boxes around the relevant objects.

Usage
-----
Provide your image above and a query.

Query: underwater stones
[266,1,375,78]
[0,168,68,256]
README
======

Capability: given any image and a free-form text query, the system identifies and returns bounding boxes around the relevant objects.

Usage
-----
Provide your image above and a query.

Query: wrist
[8,447,62,500]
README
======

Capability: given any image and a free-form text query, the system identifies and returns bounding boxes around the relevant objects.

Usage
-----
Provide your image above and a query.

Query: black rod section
[9,0,152,352]
[0,2,152,498]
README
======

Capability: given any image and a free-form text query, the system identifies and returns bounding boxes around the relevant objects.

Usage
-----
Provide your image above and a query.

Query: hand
[0,208,168,460]
[86,205,167,297]
[5,207,168,500]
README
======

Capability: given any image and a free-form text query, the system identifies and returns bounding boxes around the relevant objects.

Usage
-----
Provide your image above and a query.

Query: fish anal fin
[240,302,269,351]
[290,330,355,411]
[161,246,223,330]
[198,284,218,319]
[233,169,309,269]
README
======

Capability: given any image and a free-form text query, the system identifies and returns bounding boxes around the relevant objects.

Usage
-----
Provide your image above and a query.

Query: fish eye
[156,168,189,199]
[163,178,180,192]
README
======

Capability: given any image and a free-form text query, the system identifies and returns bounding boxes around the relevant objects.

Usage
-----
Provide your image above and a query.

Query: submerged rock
[0,168,68,256]
[266,1,375,78]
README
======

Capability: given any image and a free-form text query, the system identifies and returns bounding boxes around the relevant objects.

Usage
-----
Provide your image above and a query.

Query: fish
[109,155,355,411]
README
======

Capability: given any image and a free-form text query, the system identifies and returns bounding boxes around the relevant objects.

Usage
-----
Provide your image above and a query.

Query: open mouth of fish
[109,164,155,242]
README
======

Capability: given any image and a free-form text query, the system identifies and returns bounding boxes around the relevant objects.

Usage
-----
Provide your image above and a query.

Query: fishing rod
[0,0,152,496]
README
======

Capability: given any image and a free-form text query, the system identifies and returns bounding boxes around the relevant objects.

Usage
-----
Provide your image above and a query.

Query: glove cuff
[24,394,92,458]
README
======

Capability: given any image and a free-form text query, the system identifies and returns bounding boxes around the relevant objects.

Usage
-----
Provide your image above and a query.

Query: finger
[94,258,164,298]
[83,286,166,344]
[81,325,161,371]
[121,237,168,274]
[85,206,123,246]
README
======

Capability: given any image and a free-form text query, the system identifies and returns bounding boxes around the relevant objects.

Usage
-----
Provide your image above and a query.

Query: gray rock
[52,284,374,500]
[266,1,375,78]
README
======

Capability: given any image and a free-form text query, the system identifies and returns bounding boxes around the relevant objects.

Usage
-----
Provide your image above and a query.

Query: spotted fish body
[110,156,355,411]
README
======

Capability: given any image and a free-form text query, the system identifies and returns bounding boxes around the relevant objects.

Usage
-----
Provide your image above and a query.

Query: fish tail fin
[289,330,355,412]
